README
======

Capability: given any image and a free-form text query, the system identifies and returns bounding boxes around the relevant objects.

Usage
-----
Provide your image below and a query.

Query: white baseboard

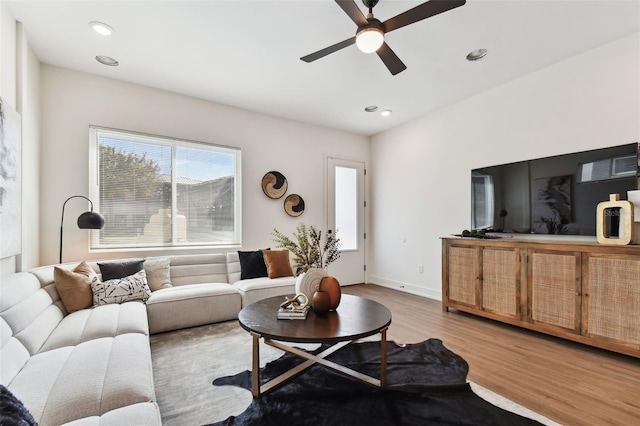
[366,275,442,301]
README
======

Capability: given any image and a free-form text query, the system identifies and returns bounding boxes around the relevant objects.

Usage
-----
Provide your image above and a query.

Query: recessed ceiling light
[95,55,119,66]
[380,109,392,117]
[364,106,378,112]
[466,49,488,61]
[89,21,114,36]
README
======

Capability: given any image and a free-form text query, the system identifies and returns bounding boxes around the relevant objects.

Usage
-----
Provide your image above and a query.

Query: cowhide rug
[209,338,543,426]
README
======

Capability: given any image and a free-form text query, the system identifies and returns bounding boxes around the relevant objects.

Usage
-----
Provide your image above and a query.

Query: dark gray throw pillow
[0,384,37,426]
[98,259,145,281]
[238,249,269,280]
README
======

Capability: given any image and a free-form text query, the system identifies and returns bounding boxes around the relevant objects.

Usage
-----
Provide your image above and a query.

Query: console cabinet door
[528,249,581,334]
[582,253,640,350]
[481,247,522,320]
[445,243,479,309]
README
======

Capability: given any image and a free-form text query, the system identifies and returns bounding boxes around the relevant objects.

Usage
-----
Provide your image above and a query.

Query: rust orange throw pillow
[262,249,294,278]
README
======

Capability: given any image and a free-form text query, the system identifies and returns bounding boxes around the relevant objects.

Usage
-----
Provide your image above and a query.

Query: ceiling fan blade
[383,0,466,33]
[335,0,368,26]
[376,42,407,75]
[300,37,356,63]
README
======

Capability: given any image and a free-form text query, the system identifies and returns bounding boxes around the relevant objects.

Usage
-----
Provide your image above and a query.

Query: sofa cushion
[226,252,242,284]
[168,253,228,286]
[97,260,145,281]
[91,270,151,306]
[7,333,155,425]
[0,318,30,386]
[61,402,161,425]
[53,262,97,313]
[232,276,297,307]
[262,249,294,278]
[39,302,149,352]
[144,257,172,291]
[146,284,241,334]
[238,249,268,280]
[0,272,63,355]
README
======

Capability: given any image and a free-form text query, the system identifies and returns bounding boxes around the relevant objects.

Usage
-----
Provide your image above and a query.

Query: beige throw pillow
[144,257,173,291]
[54,261,98,313]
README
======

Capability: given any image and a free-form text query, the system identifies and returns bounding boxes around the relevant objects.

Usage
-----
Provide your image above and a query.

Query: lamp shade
[77,211,105,229]
[356,27,384,53]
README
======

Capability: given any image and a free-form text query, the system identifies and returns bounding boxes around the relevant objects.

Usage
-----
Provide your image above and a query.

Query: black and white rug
[209,338,545,426]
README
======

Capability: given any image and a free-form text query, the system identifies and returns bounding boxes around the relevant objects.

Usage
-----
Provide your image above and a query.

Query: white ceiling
[6,0,640,136]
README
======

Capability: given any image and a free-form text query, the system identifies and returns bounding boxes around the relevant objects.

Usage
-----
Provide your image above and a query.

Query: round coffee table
[238,294,392,397]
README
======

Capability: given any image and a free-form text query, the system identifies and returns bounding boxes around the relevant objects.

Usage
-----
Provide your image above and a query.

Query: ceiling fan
[301,0,466,75]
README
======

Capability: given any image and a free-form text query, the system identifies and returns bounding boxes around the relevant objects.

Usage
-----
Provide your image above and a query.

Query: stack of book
[277,305,310,320]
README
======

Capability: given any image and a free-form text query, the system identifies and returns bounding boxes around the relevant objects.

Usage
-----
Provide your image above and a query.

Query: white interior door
[327,158,365,285]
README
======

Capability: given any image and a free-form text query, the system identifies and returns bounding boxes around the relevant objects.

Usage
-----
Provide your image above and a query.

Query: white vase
[295,268,328,298]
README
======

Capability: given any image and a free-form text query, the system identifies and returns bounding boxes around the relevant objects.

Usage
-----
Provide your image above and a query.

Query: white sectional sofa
[0,251,296,425]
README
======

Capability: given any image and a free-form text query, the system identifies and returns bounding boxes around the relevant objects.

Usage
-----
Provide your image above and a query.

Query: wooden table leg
[380,327,388,388]
[251,332,261,397]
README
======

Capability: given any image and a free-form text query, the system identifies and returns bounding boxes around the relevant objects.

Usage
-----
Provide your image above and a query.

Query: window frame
[89,126,242,251]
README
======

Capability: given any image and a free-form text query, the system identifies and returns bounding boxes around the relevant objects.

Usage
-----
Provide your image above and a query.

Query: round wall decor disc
[284,194,305,217]
[261,171,287,199]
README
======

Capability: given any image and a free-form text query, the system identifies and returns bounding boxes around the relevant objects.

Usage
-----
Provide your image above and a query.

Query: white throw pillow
[144,257,172,291]
[91,269,151,306]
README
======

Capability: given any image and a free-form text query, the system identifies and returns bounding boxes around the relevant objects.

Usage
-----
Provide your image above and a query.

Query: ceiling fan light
[356,28,384,54]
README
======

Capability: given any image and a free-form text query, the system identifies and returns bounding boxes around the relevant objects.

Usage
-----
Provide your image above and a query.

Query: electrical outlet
[418,265,424,273]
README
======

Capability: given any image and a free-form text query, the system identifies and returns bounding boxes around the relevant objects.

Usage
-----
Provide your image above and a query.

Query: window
[89,126,241,249]
[334,166,358,250]
[471,171,494,230]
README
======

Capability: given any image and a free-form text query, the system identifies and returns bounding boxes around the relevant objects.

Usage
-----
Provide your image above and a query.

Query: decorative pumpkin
[319,276,341,310]
[312,291,331,315]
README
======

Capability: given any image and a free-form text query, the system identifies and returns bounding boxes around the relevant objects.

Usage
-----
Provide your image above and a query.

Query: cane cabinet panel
[481,247,521,320]
[442,242,521,322]
[528,250,581,334]
[446,245,478,308]
[583,253,640,350]
[442,237,639,358]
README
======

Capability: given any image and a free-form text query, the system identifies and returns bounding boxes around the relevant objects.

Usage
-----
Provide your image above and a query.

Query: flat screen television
[471,143,639,236]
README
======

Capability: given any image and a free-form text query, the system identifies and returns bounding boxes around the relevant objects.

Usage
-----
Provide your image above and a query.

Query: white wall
[369,33,640,299]
[39,65,370,265]
[17,24,40,271]
[0,2,17,276]
[0,5,40,276]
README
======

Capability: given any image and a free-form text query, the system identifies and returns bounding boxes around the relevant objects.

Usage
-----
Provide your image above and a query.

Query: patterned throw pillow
[91,269,151,306]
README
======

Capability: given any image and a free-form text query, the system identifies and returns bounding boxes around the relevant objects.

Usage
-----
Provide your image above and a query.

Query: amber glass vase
[319,276,341,310]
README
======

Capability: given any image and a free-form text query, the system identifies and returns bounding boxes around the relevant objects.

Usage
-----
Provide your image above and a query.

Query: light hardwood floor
[342,284,640,426]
